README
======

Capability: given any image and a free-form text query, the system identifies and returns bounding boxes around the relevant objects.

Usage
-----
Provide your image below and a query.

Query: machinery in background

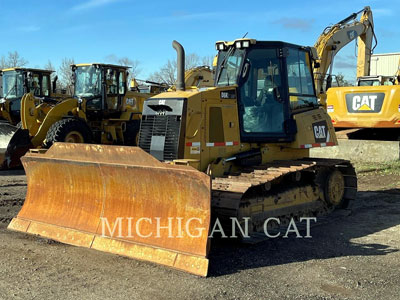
[313,6,375,103]
[0,68,66,150]
[326,58,400,139]
[0,68,64,126]
[1,64,215,169]
[1,63,154,169]
[9,39,357,276]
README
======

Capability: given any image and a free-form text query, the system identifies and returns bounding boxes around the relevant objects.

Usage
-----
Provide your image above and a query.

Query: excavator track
[212,158,357,236]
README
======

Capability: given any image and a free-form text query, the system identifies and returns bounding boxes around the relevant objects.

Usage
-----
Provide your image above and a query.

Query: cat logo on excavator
[345,93,385,113]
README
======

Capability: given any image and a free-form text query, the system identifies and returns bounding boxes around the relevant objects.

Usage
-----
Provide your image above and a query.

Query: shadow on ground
[0,169,25,176]
[208,189,400,276]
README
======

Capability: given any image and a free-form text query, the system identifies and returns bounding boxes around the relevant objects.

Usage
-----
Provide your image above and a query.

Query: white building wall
[370,53,400,76]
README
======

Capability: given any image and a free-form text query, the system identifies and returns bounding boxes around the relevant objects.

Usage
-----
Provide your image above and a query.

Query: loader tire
[43,118,93,148]
[123,120,140,146]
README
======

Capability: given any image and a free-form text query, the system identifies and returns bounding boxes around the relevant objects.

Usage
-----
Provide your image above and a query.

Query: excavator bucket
[8,143,211,276]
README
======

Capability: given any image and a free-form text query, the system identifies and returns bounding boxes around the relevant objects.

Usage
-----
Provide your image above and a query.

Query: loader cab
[72,64,129,119]
[215,39,318,143]
[0,68,53,122]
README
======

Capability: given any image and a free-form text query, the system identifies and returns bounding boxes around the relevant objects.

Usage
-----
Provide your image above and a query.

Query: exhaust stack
[172,40,185,91]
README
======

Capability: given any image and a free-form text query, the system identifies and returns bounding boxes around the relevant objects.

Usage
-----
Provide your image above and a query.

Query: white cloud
[272,18,315,32]
[71,0,119,12]
[373,8,394,17]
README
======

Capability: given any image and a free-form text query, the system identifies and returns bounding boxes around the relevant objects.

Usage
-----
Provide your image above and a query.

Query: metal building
[370,53,400,76]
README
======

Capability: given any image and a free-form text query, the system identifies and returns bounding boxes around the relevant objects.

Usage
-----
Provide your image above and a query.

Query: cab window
[31,74,40,96]
[42,75,50,96]
[239,48,285,134]
[286,49,317,110]
[119,72,126,95]
[106,69,118,95]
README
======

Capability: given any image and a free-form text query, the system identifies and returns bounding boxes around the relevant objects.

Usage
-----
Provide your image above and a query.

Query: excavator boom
[314,6,375,95]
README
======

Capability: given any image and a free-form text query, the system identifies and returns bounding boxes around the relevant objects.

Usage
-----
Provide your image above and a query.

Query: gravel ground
[0,169,399,300]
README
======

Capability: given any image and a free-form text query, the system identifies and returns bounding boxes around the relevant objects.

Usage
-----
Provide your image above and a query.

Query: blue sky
[0,0,398,80]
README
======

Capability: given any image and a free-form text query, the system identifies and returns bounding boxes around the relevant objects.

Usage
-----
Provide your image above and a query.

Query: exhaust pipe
[172,40,185,91]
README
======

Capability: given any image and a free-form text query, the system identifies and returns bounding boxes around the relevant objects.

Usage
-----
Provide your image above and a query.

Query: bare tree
[0,51,28,69]
[117,57,141,78]
[148,53,213,85]
[202,55,215,69]
[6,51,28,68]
[335,73,352,87]
[105,55,141,80]
[148,59,176,85]
[44,60,57,81]
[0,56,7,69]
[44,60,55,71]
[185,53,201,69]
[58,57,75,93]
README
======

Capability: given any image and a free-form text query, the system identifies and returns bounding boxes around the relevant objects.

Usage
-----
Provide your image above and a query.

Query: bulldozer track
[211,158,357,236]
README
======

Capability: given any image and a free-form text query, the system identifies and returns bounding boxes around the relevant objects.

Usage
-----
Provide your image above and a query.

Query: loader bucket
[8,143,211,276]
[0,128,32,169]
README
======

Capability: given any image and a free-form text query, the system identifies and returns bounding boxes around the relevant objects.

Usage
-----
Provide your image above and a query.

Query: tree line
[1,51,355,89]
[1,50,227,92]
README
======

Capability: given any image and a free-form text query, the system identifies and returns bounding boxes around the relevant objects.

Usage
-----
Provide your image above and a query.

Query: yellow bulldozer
[9,40,357,276]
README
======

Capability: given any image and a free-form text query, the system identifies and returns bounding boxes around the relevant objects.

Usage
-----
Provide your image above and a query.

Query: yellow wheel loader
[1,64,214,169]
[9,40,357,276]
[1,63,157,169]
[0,68,64,158]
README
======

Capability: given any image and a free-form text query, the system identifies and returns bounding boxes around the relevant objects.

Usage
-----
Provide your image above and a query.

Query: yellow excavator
[313,6,375,104]
[0,68,64,156]
[9,40,357,276]
[327,55,400,138]
[327,85,400,139]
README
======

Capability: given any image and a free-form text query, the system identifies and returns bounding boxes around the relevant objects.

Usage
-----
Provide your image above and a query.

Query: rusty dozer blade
[8,143,211,276]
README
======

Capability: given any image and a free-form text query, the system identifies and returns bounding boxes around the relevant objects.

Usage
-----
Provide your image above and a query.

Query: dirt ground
[0,167,399,300]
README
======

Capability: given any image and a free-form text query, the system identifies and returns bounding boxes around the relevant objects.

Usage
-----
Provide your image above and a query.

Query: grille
[312,113,322,121]
[139,115,182,161]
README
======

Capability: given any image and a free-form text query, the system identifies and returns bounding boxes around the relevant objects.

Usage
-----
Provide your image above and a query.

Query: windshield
[74,66,102,97]
[216,48,245,86]
[286,48,318,110]
[358,80,380,86]
[2,71,24,99]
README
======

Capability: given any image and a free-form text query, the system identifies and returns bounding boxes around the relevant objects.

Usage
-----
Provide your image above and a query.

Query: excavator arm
[314,6,375,95]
